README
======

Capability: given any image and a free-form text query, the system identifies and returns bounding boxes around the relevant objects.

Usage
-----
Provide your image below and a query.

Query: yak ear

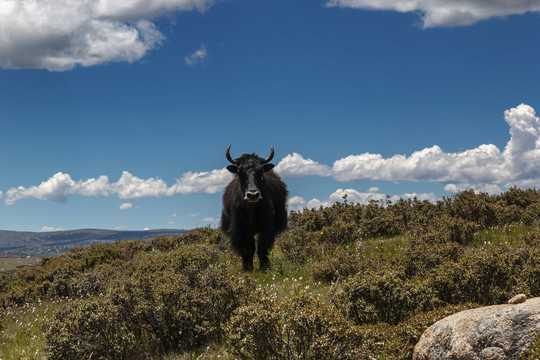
[263,163,274,172]
[226,165,238,174]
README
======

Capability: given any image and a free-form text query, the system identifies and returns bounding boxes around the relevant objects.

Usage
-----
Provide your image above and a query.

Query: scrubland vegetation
[2,187,540,359]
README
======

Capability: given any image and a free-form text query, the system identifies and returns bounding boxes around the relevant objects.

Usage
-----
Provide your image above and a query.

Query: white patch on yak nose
[245,190,262,202]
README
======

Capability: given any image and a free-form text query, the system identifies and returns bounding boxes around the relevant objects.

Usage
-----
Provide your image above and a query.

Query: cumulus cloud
[275,153,332,177]
[184,44,207,66]
[331,104,540,190]
[4,168,233,205]
[332,144,506,184]
[172,168,233,194]
[113,171,172,199]
[326,0,540,28]
[5,172,84,205]
[0,0,214,71]
[119,202,134,210]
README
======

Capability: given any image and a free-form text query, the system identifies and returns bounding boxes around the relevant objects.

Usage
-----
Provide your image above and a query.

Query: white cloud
[186,212,200,217]
[275,153,332,177]
[326,0,540,28]
[203,217,219,223]
[184,44,207,66]
[41,226,65,232]
[172,168,233,194]
[4,168,232,205]
[288,196,308,212]
[0,0,214,71]
[113,171,172,199]
[5,172,79,205]
[119,202,134,210]
[331,104,540,189]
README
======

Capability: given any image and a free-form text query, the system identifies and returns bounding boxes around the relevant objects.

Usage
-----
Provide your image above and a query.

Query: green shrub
[352,303,479,359]
[288,188,540,246]
[226,291,362,359]
[444,189,498,228]
[46,296,139,359]
[411,214,480,245]
[430,244,530,304]
[335,268,442,325]
[277,227,321,264]
[151,227,223,251]
[311,251,361,283]
[335,242,535,326]
[0,240,152,307]
[393,241,463,278]
[226,290,284,360]
[128,244,219,277]
[46,264,254,359]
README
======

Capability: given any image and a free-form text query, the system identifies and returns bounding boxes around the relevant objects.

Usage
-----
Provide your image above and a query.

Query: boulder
[413,297,540,360]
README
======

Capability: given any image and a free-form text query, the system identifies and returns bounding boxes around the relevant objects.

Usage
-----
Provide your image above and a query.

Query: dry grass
[0,257,40,273]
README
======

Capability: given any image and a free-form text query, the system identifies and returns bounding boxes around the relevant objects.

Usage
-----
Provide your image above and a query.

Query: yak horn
[226,145,237,164]
[261,145,274,164]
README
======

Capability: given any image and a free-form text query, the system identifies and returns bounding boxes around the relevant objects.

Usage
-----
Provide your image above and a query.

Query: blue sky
[0,0,540,232]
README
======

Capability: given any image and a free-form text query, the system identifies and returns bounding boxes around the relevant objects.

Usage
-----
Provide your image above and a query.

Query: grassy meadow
[1,188,540,359]
[0,258,41,273]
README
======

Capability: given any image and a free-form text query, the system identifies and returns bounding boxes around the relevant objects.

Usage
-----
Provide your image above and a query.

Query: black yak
[221,145,288,271]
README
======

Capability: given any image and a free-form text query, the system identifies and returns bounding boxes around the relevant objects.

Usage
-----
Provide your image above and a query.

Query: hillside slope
[0,228,188,257]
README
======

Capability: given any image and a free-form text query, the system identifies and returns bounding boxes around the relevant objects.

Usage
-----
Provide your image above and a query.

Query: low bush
[47,264,254,359]
[0,240,152,307]
[410,214,480,245]
[311,251,361,283]
[336,268,442,325]
[151,227,223,251]
[226,291,362,360]
[277,227,321,264]
[336,240,539,326]
[353,303,479,359]
[127,244,219,277]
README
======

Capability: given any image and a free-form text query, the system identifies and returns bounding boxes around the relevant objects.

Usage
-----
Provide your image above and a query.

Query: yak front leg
[241,237,255,271]
[256,232,274,271]
[230,227,256,271]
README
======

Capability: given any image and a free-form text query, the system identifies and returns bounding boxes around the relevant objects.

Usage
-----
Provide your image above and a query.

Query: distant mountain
[0,228,189,257]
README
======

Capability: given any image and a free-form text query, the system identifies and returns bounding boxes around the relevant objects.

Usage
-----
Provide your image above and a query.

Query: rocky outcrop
[413,297,540,360]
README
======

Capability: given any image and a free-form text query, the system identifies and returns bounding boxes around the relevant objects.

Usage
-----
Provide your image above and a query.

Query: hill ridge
[0,228,189,257]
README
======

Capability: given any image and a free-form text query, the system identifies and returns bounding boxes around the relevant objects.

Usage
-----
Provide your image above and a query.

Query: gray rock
[413,297,540,360]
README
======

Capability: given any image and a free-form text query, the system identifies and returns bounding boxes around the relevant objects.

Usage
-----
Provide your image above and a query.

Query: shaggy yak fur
[221,145,288,271]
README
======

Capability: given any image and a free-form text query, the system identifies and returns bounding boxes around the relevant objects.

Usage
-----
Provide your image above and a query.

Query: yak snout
[245,190,262,202]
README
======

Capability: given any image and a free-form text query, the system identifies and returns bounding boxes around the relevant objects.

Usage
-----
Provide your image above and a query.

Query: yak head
[226,145,275,203]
